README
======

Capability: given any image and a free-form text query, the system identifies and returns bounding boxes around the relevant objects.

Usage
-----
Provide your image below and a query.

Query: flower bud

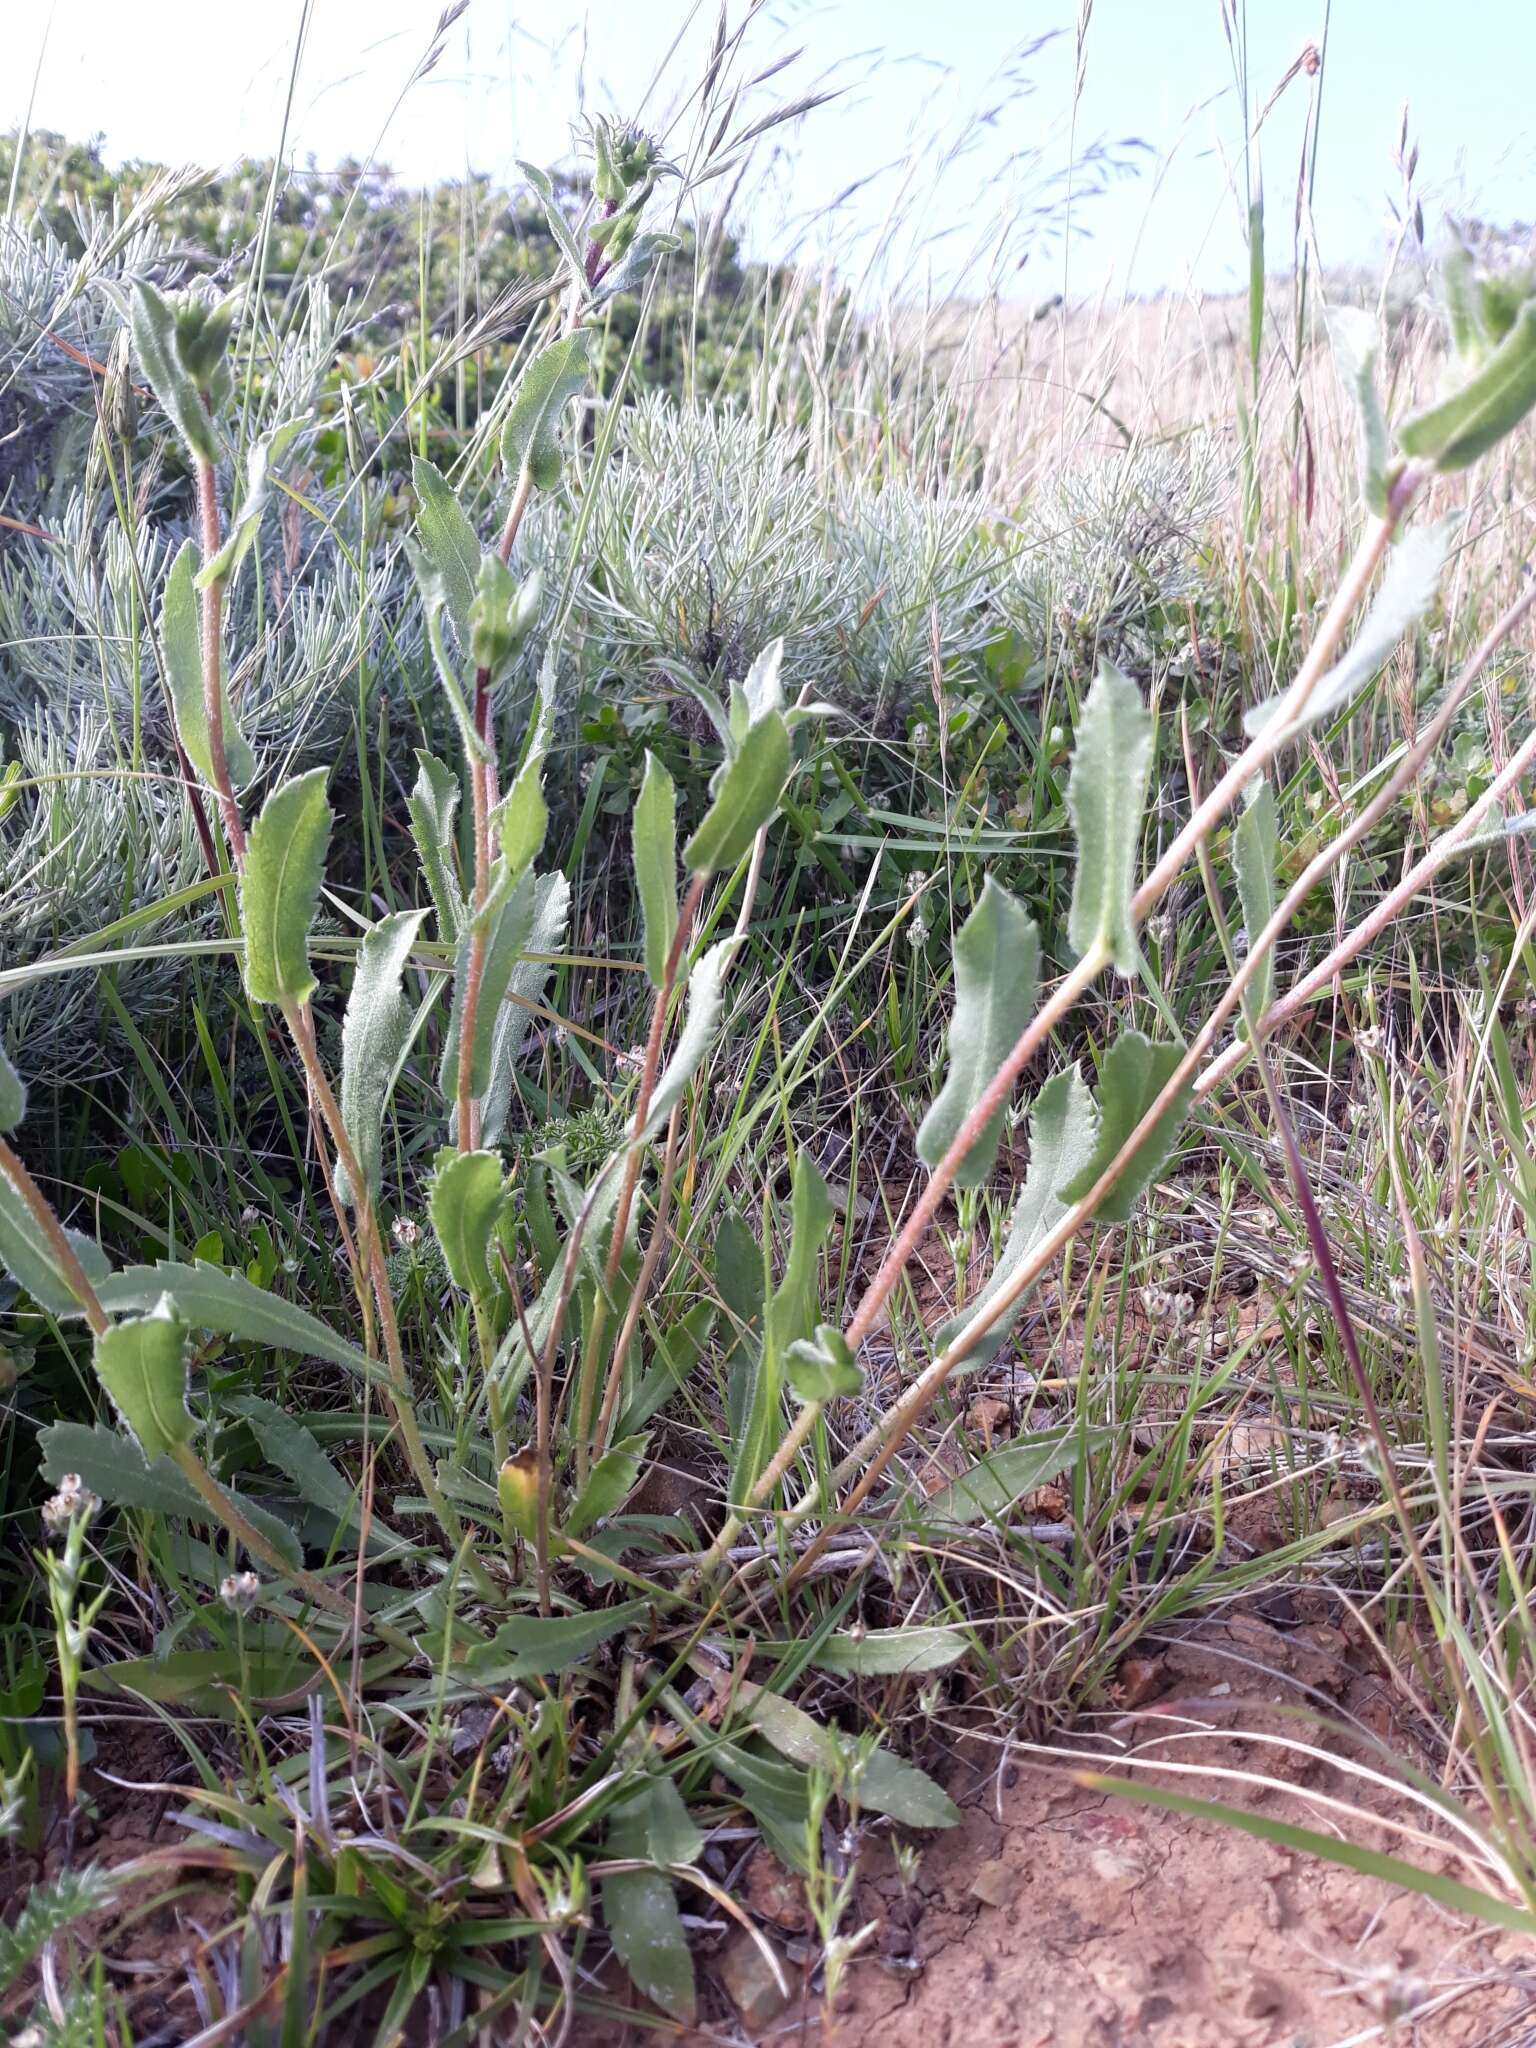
[470,556,542,676]
[498,1448,541,1543]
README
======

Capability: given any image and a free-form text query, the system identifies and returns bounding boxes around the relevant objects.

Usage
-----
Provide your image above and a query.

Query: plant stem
[283,1002,488,1584]
[573,872,705,1484]
[194,457,247,863]
[592,1102,682,1458]
[0,1135,108,1336]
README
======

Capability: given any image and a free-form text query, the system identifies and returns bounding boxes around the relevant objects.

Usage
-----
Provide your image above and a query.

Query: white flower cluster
[41,1472,101,1534]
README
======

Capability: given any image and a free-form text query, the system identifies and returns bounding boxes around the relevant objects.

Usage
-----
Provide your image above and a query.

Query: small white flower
[220,1570,261,1617]
[42,1473,100,1533]
[908,916,929,948]
[392,1216,421,1249]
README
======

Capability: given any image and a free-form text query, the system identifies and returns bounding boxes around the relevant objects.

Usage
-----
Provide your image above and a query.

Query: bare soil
[688,1613,1536,2048]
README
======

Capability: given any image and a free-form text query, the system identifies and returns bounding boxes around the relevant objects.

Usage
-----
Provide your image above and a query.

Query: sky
[8,1,1536,301]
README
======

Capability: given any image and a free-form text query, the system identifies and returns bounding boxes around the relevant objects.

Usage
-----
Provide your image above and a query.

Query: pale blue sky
[9,1,1536,298]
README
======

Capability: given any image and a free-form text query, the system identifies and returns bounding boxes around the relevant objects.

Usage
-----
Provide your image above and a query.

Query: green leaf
[1400,299,1536,471]
[493,755,549,884]
[921,1425,1113,1527]
[336,910,428,1209]
[619,1299,715,1436]
[159,539,255,790]
[130,281,218,464]
[592,229,681,305]
[732,1154,834,1503]
[717,1211,764,1440]
[638,939,734,1140]
[500,333,594,491]
[0,1866,122,1998]
[240,768,333,1006]
[741,1685,960,1828]
[934,1065,1096,1373]
[480,869,570,1149]
[916,879,1039,1188]
[468,553,541,676]
[566,1433,648,1538]
[92,1301,192,1462]
[407,750,465,941]
[683,711,792,874]
[0,1045,24,1131]
[713,1742,812,1872]
[802,1626,968,1677]
[440,866,538,1107]
[225,1394,367,1533]
[784,1324,862,1404]
[95,1259,375,1381]
[411,457,482,650]
[633,753,678,988]
[1244,516,1462,742]
[429,1149,507,1301]
[1233,780,1279,1028]
[82,1646,309,1712]
[0,1176,110,1319]
[1062,1030,1190,1225]
[604,1788,697,2024]
[40,1420,204,1517]
[1067,661,1153,977]
[464,1598,648,1682]
[195,420,305,588]
[1328,308,1392,515]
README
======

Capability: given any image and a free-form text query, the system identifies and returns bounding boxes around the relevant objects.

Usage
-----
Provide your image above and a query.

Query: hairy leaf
[922,1425,1113,1526]
[240,768,333,1006]
[1400,299,1536,470]
[440,866,538,1106]
[411,456,482,650]
[566,1433,648,1538]
[0,1046,24,1131]
[1233,780,1279,1028]
[634,752,678,988]
[934,1064,1097,1372]
[732,1153,834,1502]
[493,755,549,884]
[83,1646,308,1711]
[92,1302,192,1461]
[429,1149,507,1300]
[226,1394,372,1539]
[1067,661,1153,976]
[465,1598,648,1681]
[40,1420,204,1517]
[501,333,594,491]
[682,711,791,874]
[0,1176,110,1318]
[916,879,1039,1188]
[336,910,428,1209]
[1328,308,1392,515]
[741,1683,960,1828]
[802,1626,968,1676]
[480,870,570,1149]
[159,539,255,789]
[1245,516,1462,741]
[639,939,734,1140]
[604,1788,697,2024]
[96,1259,375,1380]
[130,281,218,463]
[1062,1031,1191,1224]
[196,419,305,588]
[407,750,465,941]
